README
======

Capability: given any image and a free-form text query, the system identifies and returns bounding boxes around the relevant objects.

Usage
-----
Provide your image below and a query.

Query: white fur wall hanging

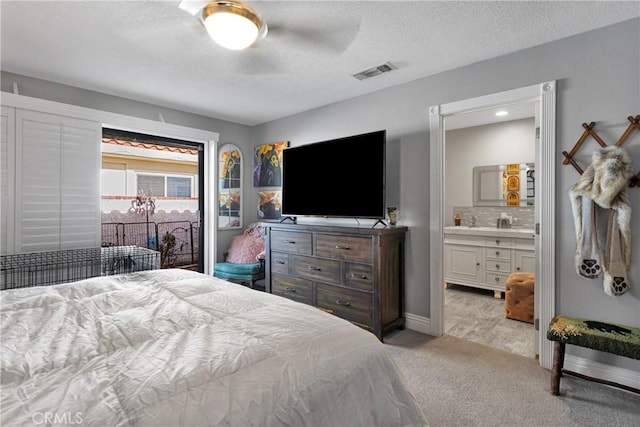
[569,146,633,296]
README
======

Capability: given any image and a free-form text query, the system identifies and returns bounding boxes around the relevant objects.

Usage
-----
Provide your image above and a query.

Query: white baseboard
[564,354,640,390]
[405,313,431,335]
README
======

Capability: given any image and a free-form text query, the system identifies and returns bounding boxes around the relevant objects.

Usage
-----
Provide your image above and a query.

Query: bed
[0,269,427,426]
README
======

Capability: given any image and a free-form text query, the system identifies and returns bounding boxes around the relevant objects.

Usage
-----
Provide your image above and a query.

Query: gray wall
[252,19,640,371]
[445,118,535,224]
[3,18,639,372]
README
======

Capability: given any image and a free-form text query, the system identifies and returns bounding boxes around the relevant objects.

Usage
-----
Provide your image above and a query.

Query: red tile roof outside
[102,138,198,155]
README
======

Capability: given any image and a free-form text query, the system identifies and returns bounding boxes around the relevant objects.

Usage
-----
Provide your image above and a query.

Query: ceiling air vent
[352,62,397,81]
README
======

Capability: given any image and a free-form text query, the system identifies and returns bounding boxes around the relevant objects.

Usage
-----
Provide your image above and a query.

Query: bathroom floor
[444,284,536,358]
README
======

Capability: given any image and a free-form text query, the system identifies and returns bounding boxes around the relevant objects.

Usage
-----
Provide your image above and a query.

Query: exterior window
[138,175,165,197]
[167,177,191,197]
[137,175,193,198]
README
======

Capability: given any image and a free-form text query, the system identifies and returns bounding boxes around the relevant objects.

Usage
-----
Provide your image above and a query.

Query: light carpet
[385,329,640,426]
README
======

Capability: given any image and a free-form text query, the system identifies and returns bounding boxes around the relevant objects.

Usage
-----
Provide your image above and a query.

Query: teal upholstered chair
[214,224,265,289]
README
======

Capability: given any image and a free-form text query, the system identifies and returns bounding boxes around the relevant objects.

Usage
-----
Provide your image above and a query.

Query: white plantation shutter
[1,107,16,254]
[15,110,100,253]
[61,124,101,248]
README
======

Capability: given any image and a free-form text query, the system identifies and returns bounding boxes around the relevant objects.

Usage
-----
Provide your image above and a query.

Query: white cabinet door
[444,244,483,285]
[513,249,536,273]
[15,109,101,253]
[1,107,16,255]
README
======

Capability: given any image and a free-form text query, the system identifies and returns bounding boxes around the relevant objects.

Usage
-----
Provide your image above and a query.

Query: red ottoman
[505,272,535,324]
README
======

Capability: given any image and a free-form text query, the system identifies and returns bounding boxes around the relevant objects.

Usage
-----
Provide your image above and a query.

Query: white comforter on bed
[1,269,426,426]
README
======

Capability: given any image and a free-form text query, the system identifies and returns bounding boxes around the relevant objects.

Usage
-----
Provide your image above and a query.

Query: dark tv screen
[281,130,386,218]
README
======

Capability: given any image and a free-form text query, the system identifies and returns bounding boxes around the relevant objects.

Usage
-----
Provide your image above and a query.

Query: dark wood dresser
[262,222,407,340]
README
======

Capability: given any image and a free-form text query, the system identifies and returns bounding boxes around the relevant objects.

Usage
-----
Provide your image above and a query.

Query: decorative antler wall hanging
[562,115,640,187]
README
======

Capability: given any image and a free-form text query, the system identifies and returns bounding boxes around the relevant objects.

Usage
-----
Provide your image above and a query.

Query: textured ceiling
[1,1,638,126]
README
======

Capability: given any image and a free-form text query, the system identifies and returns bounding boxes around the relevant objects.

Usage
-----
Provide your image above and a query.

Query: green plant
[159,232,176,268]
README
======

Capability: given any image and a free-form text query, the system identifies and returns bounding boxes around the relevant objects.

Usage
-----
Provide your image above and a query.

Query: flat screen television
[281,130,386,219]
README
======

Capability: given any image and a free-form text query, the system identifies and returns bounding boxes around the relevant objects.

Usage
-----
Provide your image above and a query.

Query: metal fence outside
[102,221,199,269]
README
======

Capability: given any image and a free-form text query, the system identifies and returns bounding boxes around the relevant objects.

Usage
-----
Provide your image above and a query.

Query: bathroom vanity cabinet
[444,227,535,298]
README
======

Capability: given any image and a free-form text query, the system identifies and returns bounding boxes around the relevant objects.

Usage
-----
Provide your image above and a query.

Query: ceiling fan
[178,1,362,75]
[178,0,268,50]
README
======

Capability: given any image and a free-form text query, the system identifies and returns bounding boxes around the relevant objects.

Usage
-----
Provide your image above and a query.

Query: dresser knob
[284,240,296,244]
[336,299,351,307]
[496,251,500,256]
[308,266,321,271]
[276,260,285,264]
[495,277,500,282]
[496,239,500,245]
[284,287,296,293]
[335,245,350,250]
[496,264,500,269]
[352,274,368,279]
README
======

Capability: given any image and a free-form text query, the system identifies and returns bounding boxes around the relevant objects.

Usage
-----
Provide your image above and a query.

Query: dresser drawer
[485,247,511,260]
[485,259,511,273]
[444,234,486,246]
[316,284,372,327]
[316,234,372,263]
[271,252,289,274]
[270,230,312,255]
[512,238,534,250]
[345,263,373,291]
[290,255,341,285]
[485,237,512,248]
[485,272,510,288]
[272,274,312,304]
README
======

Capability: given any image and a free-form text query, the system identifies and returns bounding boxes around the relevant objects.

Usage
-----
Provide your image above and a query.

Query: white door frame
[429,81,556,369]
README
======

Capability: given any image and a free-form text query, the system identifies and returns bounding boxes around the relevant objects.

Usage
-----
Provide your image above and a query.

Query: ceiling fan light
[203,1,262,50]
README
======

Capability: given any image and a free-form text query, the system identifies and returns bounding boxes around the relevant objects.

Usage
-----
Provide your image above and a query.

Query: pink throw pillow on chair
[225,234,265,264]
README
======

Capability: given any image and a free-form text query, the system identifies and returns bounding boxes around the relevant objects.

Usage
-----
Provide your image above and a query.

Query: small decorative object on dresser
[262,222,407,340]
[387,207,398,225]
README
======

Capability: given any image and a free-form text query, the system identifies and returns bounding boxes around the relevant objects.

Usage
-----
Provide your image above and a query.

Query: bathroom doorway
[442,110,537,358]
[429,82,557,369]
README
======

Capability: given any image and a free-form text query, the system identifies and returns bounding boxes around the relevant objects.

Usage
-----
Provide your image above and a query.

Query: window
[218,144,242,229]
[137,174,193,198]
[167,176,191,197]
[138,175,165,197]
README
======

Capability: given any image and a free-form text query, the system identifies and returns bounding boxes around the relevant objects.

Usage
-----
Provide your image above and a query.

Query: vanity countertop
[444,226,535,239]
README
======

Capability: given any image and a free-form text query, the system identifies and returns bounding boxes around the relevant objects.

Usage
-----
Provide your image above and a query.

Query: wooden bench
[546,315,640,395]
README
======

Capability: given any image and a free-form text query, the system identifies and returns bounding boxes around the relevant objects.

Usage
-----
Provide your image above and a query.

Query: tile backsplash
[451,206,534,229]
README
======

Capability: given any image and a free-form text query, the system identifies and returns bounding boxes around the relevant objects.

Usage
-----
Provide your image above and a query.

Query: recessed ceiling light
[495,110,509,117]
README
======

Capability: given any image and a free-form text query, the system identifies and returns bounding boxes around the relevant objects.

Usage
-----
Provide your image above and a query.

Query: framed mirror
[473,163,534,206]
[218,144,242,229]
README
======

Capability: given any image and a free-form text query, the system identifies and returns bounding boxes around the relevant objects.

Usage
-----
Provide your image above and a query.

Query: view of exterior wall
[101,137,200,268]
[101,137,199,214]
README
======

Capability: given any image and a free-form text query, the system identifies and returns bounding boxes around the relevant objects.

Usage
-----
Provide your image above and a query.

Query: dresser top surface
[262,222,407,236]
